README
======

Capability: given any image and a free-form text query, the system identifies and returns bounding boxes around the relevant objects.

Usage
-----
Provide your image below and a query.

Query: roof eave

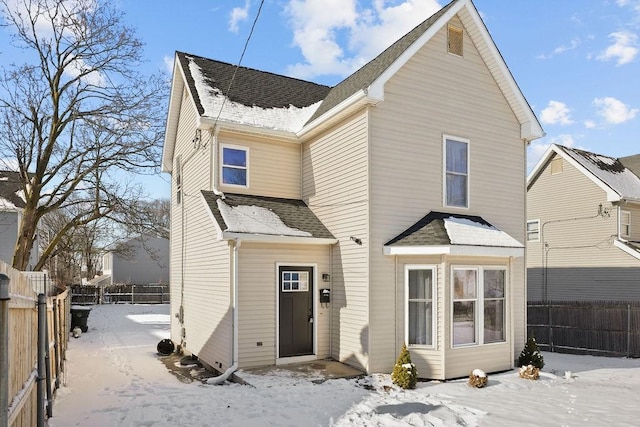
[222,231,337,245]
[198,117,299,142]
[161,54,188,173]
[614,239,640,260]
[383,245,524,257]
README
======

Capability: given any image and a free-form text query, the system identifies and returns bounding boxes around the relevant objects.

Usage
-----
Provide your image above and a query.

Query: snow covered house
[0,170,38,270]
[527,144,640,301]
[162,0,543,380]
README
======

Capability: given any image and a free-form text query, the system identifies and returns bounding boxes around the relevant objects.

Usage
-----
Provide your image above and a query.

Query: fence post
[0,274,10,427]
[628,304,632,358]
[37,294,46,427]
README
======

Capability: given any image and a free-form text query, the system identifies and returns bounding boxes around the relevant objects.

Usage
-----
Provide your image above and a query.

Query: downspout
[207,238,240,384]
[211,126,225,197]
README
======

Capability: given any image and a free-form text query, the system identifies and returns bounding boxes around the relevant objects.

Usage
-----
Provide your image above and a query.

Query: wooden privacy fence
[1,260,69,427]
[70,283,170,305]
[527,301,640,357]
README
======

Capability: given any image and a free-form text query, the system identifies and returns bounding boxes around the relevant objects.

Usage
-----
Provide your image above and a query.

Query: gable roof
[163,0,543,172]
[384,211,524,257]
[201,191,336,244]
[528,144,640,202]
[0,170,26,211]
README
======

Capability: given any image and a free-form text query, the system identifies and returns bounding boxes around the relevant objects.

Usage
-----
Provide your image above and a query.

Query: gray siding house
[0,171,38,270]
[527,144,640,301]
[101,235,170,285]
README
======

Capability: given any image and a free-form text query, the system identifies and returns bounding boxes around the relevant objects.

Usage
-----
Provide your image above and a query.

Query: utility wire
[212,0,265,129]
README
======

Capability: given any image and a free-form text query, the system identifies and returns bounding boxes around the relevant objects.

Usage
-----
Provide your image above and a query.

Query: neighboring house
[162,0,543,380]
[99,235,170,286]
[0,170,38,270]
[527,144,640,301]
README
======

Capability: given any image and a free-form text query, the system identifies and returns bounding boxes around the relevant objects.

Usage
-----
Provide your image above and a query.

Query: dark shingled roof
[201,191,335,240]
[385,211,495,247]
[305,0,456,124]
[177,0,458,126]
[620,154,640,178]
[0,170,25,209]
[177,52,332,116]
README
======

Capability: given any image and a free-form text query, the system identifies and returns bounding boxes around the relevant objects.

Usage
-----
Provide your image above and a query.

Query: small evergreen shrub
[391,343,417,389]
[518,335,545,369]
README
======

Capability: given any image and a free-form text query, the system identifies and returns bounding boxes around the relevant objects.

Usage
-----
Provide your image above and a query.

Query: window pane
[446,174,467,207]
[484,270,505,298]
[409,301,432,345]
[409,270,432,299]
[484,300,504,343]
[453,269,476,299]
[453,301,475,345]
[222,167,247,186]
[446,140,467,174]
[223,148,246,167]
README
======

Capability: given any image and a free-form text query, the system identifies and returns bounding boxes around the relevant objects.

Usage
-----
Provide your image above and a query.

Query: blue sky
[4,0,640,198]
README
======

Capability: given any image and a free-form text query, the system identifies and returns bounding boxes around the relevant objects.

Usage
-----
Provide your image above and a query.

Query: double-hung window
[621,210,631,239]
[452,267,506,347]
[526,220,540,242]
[406,266,436,347]
[221,144,248,187]
[444,136,469,208]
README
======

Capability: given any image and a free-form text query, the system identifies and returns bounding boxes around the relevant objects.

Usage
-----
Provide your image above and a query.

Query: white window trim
[220,143,249,188]
[526,219,540,242]
[451,265,507,348]
[405,265,437,349]
[443,135,470,209]
[620,210,631,239]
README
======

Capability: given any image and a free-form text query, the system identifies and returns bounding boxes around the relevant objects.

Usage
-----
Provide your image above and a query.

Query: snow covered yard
[49,304,640,426]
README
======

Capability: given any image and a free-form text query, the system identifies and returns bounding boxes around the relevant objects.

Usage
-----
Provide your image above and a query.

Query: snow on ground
[49,304,640,426]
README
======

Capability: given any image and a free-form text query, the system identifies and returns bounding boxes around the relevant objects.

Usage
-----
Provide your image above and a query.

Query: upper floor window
[221,144,249,187]
[621,210,631,238]
[526,220,540,242]
[444,136,469,208]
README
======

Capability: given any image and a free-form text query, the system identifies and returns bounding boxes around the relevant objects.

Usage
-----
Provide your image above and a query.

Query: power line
[212,0,265,129]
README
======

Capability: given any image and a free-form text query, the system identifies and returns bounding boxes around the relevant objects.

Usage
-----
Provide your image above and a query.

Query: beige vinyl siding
[368,15,526,375]
[169,89,233,370]
[302,111,370,372]
[527,154,640,301]
[217,131,300,199]
[236,242,331,368]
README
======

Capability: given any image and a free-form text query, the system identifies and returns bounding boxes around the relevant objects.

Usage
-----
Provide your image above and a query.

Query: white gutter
[210,127,224,197]
[207,238,241,385]
[222,232,337,245]
[383,245,524,257]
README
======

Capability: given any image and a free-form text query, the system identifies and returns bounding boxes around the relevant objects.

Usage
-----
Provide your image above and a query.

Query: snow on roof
[216,199,312,237]
[563,147,640,199]
[0,197,17,210]
[188,58,321,133]
[444,217,523,248]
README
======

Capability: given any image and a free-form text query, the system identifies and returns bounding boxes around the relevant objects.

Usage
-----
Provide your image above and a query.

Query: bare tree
[0,0,167,270]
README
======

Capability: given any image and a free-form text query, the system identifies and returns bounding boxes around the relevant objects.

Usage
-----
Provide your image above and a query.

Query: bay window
[406,266,436,347]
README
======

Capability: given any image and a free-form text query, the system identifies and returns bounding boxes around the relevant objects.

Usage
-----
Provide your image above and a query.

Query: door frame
[275,262,318,364]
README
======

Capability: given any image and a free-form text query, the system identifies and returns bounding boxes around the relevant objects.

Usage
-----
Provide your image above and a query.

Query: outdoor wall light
[322,273,330,282]
[350,236,362,245]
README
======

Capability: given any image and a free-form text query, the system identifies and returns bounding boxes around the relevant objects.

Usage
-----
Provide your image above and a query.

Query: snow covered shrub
[518,336,545,369]
[518,365,540,380]
[468,369,488,388]
[391,343,417,389]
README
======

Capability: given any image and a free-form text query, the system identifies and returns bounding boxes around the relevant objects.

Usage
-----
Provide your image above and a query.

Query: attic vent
[550,157,563,175]
[448,25,463,56]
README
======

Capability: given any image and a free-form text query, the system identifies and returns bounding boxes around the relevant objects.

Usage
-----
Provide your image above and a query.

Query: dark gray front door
[279,266,313,357]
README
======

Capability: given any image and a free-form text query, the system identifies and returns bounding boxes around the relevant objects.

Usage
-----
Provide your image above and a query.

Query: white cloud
[65,56,107,87]
[229,0,250,33]
[540,101,573,125]
[584,120,596,129]
[598,31,638,65]
[163,55,175,74]
[537,38,580,59]
[284,0,442,80]
[593,97,639,124]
